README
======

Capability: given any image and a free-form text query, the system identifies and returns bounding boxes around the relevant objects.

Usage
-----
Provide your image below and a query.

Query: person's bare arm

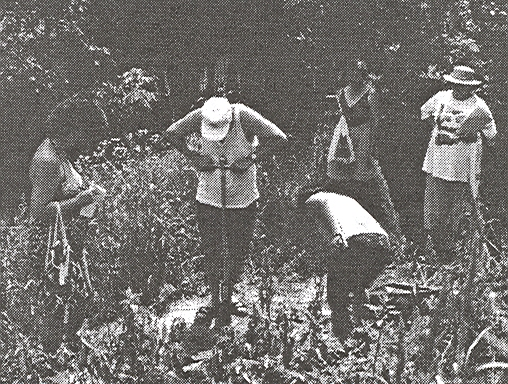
[238,104,287,158]
[163,109,202,157]
[421,92,442,127]
[368,89,380,129]
[368,89,381,153]
[480,106,497,147]
[239,105,287,140]
[30,157,95,222]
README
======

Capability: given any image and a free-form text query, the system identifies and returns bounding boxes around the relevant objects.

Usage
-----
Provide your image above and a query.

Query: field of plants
[1,1,508,383]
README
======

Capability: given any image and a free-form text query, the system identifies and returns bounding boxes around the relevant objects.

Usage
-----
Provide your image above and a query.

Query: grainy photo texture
[1,1,507,383]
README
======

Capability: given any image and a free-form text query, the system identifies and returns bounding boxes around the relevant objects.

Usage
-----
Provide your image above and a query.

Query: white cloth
[327,116,355,164]
[421,90,496,197]
[305,192,388,246]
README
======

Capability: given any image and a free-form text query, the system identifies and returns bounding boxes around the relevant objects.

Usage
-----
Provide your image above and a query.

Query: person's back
[305,191,392,339]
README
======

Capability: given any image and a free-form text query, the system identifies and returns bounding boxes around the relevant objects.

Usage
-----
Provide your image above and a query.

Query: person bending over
[164,96,287,325]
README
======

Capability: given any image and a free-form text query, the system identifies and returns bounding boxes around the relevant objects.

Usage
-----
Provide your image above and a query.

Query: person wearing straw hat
[420,65,496,261]
[164,96,287,325]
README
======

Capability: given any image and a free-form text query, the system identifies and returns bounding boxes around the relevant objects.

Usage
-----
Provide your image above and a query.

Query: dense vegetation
[1,0,508,383]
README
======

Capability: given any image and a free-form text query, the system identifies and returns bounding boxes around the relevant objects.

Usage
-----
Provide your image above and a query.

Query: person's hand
[78,185,104,206]
[190,154,217,172]
[456,131,478,143]
[230,154,256,174]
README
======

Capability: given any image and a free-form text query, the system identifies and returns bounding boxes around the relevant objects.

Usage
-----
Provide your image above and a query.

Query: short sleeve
[478,101,497,140]
[29,155,62,220]
[421,91,445,120]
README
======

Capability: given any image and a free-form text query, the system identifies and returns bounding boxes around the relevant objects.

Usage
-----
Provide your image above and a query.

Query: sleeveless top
[327,86,380,180]
[339,88,371,127]
[196,106,258,208]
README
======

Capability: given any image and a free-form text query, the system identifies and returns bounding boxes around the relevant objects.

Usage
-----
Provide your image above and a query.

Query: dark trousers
[327,236,390,339]
[196,201,257,305]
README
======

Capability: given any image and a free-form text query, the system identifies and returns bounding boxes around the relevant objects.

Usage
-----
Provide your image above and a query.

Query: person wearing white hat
[420,65,496,260]
[164,97,287,324]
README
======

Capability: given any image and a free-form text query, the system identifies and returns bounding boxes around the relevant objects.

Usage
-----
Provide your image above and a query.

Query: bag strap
[198,104,257,170]
[55,203,71,285]
[44,202,71,285]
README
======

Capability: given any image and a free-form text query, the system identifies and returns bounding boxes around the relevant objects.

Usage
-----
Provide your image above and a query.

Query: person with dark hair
[324,60,403,246]
[29,101,106,352]
[30,107,104,222]
[164,96,287,326]
[299,60,403,340]
[421,65,496,260]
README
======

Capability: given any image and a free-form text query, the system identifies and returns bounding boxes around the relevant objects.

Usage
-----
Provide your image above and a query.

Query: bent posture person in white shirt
[420,66,496,260]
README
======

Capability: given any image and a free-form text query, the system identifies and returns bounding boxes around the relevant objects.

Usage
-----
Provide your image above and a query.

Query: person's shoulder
[425,89,451,105]
[234,103,249,113]
[30,147,59,171]
[473,94,491,109]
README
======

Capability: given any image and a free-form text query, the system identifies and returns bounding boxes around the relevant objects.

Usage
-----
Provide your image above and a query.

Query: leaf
[45,370,71,384]
[182,360,205,373]
[191,349,214,361]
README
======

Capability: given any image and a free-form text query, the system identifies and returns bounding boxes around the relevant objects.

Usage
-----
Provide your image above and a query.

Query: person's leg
[369,172,403,243]
[327,246,357,339]
[225,202,257,303]
[447,182,470,242]
[424,176,459,261]
[349,238,391,321]
[196,202,222,308]
[436,181,471,263]
[327,272,353,339]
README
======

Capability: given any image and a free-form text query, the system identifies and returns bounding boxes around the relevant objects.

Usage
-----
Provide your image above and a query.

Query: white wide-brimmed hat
[201,97,232,141]
[443,65,482,86]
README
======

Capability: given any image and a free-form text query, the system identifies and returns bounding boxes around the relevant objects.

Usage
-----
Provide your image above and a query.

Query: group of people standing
[28,60,496,350]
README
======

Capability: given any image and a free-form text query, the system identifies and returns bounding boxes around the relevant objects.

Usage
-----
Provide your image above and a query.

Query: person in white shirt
[420,65,496,260]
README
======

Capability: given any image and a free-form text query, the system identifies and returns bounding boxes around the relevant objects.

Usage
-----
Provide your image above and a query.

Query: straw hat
[201,97,232,141]
[443,65,482,86]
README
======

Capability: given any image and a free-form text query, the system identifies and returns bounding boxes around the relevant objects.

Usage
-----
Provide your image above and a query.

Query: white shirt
[165,103,286,208]
[305,192,388,246]
[421,90,496,192]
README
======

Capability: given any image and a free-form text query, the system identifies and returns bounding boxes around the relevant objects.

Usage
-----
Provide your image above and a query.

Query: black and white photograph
[0,1,507,383]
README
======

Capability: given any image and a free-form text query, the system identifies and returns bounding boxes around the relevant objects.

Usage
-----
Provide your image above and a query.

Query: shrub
[77,148,202,314]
